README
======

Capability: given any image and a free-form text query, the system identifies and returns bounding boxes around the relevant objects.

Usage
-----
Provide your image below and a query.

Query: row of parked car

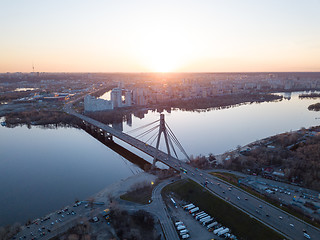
[183,203,237,239]
[174,221,190,239]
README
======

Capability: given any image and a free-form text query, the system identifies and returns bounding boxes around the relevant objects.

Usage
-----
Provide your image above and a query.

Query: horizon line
[2,71,320,74]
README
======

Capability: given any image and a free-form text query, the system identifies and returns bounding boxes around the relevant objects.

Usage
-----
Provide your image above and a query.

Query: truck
[196,213,207,220]
[213,227,224,235]
[170,198,177,208]
[177,225,186,231]
[193,211,204,217]
[200,216,211,222]
[202,218,214,226]
[183,203,193,209]
[207,221,218,230]
[189,207,199,214]
[180,229,189,235]
[185,204,195,211]
[217,228,229,236]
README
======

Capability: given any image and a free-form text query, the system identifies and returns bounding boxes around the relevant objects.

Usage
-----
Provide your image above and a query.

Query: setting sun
[133,16,194,72]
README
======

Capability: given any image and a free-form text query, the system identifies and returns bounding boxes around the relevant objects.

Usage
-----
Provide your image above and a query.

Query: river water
[1,91,319,226]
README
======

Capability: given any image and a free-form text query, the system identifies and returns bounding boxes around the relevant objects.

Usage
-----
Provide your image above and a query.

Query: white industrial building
[84,95,113,112]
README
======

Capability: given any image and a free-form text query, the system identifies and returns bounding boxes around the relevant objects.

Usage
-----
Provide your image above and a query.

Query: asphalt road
[176,161,320,240]
[117,179,180,240]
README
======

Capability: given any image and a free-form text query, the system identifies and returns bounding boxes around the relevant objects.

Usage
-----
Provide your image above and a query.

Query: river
[0,91,319,226]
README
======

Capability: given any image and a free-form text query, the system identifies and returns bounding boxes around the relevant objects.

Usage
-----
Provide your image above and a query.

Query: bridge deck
[73,112,180,168]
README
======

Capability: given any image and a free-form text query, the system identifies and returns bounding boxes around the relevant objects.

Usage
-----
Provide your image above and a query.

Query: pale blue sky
[1,0,320,72]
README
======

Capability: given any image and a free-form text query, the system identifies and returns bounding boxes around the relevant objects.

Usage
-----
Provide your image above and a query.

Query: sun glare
[135,20,192,72]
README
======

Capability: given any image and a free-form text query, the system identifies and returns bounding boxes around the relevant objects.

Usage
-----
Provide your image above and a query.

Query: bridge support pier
[103,132,113,142]
[152,114,171,169]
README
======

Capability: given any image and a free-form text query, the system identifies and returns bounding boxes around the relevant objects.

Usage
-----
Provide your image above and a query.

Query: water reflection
[117,91,320,157]
[0,125,140,226]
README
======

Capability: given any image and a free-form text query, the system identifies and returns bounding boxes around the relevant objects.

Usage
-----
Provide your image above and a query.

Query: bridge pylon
[152,114,171,167]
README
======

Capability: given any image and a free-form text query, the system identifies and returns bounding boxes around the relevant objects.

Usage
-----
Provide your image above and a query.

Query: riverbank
[5,172,158,240]
[218,125,320,191]
[93,171,157,203]
[86,92,282,125]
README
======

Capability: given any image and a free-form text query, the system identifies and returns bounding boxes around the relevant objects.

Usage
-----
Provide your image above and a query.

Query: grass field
[162,179,285,240]
[120,185,154,205]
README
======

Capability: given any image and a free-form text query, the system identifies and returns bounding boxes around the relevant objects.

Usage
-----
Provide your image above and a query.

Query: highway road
[117,179,180,240]
[176,162,319,240]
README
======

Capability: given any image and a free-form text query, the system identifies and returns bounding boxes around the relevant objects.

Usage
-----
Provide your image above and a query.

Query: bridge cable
[145,130,159,145]
[125,119,160,135]
[165,123,185,152]
[167,131,179,159]
[149,132,159,146]
[167,130,183,155]
[166,123,190,161]
[134,124,159,139]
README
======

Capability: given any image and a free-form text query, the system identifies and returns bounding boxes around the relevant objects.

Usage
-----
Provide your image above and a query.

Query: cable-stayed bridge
[69,109,188,168]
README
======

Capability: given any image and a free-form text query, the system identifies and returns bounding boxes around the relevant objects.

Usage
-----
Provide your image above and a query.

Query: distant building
[133,88,146,105]
[84,95,113,112]
[124,90,132,106]
[111,88,122,108]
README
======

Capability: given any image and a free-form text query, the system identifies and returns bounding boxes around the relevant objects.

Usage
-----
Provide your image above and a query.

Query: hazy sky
[1,0,320,72]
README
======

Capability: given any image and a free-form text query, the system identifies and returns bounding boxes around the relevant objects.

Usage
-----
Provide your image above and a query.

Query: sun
[135,22,192,72]
[149,52,178,72]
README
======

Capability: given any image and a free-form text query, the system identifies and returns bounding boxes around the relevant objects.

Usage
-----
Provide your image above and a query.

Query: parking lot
[167,198,236,240]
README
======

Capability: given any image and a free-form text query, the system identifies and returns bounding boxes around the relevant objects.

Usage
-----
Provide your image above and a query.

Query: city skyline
[1,0,320,73]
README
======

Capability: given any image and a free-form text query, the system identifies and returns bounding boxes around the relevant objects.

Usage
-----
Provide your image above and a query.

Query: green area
[211,172,320,229]
[162,179,285,240]
[120,185,153,205]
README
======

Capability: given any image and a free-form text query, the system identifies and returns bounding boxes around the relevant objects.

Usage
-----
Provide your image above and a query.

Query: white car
[304,233,311,239]
[181,234,190,239]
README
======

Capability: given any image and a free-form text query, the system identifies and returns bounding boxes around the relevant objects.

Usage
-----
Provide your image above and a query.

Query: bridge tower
[153,114,171,167]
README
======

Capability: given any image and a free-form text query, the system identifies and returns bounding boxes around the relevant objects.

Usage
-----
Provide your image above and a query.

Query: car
[290,223,294,227]
[303,233,311,239]
[279,216,283,219]
[222,191,225,194]
[237,196,240,200]
[266,214,270,217]
[259,205,262,208]
[245,198,248,200]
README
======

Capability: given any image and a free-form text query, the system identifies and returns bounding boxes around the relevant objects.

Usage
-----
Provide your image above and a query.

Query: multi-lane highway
[175,161,319,240]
